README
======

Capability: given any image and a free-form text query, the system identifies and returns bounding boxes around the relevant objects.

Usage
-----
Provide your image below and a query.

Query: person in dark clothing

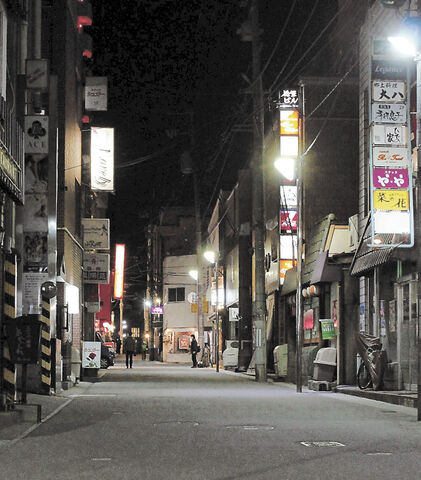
[190,334,198,368]
[124,332,136,368]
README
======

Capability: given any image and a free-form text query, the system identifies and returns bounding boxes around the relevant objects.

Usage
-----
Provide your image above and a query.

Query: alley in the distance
[1,358,421,480]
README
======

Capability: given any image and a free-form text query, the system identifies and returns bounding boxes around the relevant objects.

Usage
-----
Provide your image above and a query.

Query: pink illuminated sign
[151,306,164,315]
[373,168,409,189]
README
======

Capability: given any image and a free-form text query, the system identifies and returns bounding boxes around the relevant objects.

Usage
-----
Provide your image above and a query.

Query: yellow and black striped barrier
[40,295,51,394]
[2,254,16,406]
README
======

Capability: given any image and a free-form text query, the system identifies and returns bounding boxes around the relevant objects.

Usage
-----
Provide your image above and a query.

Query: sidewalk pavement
[0,380,96,445]
[220,369,418,408]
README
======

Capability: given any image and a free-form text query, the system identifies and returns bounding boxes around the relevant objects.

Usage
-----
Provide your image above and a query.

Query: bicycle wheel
[357,361,372,390]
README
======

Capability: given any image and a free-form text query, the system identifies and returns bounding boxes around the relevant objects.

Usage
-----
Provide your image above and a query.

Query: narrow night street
[1,359,421,480]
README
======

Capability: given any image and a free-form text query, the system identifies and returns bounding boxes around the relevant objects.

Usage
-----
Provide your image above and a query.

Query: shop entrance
[396,279,417,390]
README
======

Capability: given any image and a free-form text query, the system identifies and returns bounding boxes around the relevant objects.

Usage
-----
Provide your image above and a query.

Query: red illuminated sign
[114,244,125,299]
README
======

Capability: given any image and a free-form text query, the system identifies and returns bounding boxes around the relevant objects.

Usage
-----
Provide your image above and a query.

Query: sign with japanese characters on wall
[83,253,110,284]
[369,41,413,247]
[82,218,110,250]
[278,88,301,285]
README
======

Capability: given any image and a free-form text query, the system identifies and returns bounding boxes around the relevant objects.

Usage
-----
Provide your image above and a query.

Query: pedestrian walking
[190,334,199,368]
[201,342,211,367]
[141,339,148,360]
[124,331,136,368]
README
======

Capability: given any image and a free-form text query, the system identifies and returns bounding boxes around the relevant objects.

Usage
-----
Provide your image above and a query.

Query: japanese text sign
[372,168,409,189]
[373,190,409,211]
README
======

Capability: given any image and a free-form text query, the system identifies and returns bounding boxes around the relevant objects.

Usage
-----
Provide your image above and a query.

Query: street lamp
[388,26,421,421]
[204,249,220,372]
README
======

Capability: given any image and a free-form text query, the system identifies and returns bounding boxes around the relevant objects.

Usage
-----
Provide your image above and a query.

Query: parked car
[95,333,114,369]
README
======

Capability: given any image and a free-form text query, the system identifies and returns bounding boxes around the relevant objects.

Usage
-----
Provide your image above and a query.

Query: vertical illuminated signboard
[369,43,413,247]
[114,244,125,299]
[278,89,300,284]
[91,127,114,192]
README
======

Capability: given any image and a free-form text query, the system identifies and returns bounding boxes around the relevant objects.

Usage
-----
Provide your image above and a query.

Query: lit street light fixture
[388,21,421,421]
[204,249,220,372]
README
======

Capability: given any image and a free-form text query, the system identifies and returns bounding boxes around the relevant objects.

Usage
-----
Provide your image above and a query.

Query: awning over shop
[350,216,395,277]
[310,251,342,284]
[281,267,297,296]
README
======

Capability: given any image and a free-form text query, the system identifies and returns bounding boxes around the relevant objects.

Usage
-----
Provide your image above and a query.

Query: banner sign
[82,218,110,250]
[91,127,114,191]
[369,39,413,247]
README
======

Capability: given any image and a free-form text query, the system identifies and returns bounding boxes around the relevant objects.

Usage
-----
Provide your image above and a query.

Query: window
[168,287,185,302]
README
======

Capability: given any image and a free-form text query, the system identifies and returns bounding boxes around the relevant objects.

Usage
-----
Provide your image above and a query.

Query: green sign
[320,319,337,340]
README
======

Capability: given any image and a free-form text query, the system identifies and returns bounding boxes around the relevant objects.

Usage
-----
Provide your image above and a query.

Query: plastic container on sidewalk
[313,347,336,382]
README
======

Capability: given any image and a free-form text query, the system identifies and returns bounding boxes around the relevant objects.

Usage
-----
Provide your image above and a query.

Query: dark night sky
[88,0,339,258]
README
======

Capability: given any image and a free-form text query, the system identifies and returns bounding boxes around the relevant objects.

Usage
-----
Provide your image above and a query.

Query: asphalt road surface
[1,357,421,480]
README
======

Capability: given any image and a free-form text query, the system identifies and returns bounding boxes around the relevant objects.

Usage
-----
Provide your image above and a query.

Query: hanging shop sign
[280,185,297,208]
[82,218,110,250]
[91,127,114,192]
[83,253,110,284]
[369,38,413,247]
[24,116,49,154]
[85,77,108,111]
[25,59,49,90]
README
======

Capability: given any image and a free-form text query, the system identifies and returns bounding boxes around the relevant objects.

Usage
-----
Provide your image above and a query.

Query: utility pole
[296,83,305,393]
[251,0,267,382]
[189,111,204,350]
[416,51,421,421]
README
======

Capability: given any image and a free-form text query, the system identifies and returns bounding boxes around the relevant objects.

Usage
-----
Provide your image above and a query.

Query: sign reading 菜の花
[373,190,409,211]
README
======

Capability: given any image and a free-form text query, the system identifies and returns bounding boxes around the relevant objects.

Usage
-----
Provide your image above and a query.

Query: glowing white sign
[91,127,114,191]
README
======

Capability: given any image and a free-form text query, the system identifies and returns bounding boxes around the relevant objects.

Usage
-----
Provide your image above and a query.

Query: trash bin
[313,347,337,382]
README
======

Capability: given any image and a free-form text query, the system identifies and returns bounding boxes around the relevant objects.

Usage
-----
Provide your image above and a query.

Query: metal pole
[296,83,305,392]
[250,0,266,382]
[416,54,421,421]
[215,258,219,372]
